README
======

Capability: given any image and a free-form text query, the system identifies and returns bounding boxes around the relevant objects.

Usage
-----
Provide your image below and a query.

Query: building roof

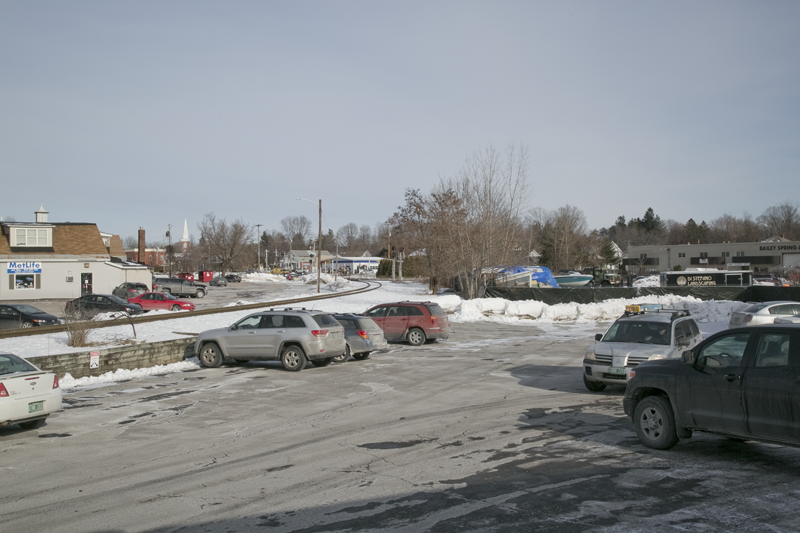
[108,235,126,259]
[0,223,111,261]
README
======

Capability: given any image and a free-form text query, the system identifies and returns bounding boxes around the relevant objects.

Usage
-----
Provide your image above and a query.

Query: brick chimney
[138,228,146,263]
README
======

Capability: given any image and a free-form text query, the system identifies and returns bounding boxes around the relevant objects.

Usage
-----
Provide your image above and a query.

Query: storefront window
[13,274,38,289]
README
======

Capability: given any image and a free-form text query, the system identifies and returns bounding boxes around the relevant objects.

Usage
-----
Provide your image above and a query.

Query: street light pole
[255,224,262,272]
[297,197,322,293]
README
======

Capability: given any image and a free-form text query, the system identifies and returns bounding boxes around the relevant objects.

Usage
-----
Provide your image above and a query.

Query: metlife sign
[7,262,42,274]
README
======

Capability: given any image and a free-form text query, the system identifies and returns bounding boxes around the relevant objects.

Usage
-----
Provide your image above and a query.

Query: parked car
[111,282,149,300]
[583,305,703,392]
[623,324,800,450]
[127,292,195,312]
[194,308,346,371]
[775,313,800,325]
[65,294,143,319]
[364,301,451,346]
[0,304,61,330]
[752,273,782,286]
[224,274,242,283]
[331,314,388,362]
[209,277,228,287]
[0,352,62,430]
[728,301,800,328]
[152,277,207,298]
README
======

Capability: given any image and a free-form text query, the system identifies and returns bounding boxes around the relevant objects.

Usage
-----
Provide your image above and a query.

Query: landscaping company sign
[7,262,42,274]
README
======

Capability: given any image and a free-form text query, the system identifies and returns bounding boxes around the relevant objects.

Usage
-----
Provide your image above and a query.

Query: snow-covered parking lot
[0,274,747,391]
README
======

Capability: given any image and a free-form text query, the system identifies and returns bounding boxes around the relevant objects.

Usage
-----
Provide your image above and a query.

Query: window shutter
[8,275,13,290]
[35,274,41,289]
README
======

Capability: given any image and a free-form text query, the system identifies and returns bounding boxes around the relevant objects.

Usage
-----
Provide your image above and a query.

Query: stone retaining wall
[29,336,198,379]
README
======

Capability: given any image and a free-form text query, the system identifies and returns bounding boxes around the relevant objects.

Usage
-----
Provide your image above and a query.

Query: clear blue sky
[2,1,798,243]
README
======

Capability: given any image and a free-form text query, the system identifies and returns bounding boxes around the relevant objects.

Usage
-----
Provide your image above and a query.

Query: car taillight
[53,375,60,389]
[311,330,329,337]
[357,330,368,339]
[744,314,753,323]
[0,383,8,397]
[430,316,436,325]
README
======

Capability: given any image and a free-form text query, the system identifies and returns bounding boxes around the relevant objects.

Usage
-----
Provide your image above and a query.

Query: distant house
[284,250,334,271]
[1,205,150,300]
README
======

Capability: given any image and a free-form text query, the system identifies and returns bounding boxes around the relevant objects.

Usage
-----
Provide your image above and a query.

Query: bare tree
[337,223,359,249]
[123,235,139,249]
[281,216,312,246]
[198,213,252,274]
[431,143,530,297]
[358,225,373,251]
[758,202,800,240]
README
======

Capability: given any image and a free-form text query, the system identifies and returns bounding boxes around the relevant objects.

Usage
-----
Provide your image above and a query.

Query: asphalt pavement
[2,321,800,532]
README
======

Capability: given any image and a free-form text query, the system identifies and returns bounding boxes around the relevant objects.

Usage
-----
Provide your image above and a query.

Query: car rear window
[0,354,37,375]
[313,314,340,327]
[406,306,425,316]
[742,303,767,313]
[426,304,445,316]
[336,318,356,329]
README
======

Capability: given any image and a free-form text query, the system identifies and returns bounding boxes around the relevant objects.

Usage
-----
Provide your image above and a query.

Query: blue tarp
[496,266,560,288]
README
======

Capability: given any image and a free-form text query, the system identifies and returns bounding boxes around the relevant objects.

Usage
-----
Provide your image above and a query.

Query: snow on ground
[2,279,751,390]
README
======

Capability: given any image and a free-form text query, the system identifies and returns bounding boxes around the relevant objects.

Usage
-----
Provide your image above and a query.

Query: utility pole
[167,224,173,277]
[317,199,322,293]
[255,224,262,272]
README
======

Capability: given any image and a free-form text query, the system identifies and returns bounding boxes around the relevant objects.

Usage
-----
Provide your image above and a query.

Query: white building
[1,206,150,300]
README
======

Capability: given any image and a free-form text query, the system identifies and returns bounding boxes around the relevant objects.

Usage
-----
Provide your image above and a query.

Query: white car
[0,353,62,430]
[728,301,800,328]
[583,306,703,392]
[774,313,800,325]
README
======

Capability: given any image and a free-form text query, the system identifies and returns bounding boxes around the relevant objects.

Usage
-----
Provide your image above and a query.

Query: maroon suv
[364,301,451,346]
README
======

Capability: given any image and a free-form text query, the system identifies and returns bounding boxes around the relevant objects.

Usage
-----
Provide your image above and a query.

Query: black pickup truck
[152,278,207,298]
[623,324,800,450]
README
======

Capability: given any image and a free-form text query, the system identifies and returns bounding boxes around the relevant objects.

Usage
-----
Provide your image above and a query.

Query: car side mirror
[594,333,603,341]
[230,324,238,331]
[677,337,690,347]
[681,350,695,365]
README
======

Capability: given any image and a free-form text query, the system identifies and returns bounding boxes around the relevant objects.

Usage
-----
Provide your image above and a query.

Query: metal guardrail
[0,280,381,340]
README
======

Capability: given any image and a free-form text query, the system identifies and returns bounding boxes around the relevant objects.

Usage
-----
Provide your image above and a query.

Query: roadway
[2,321,800,532]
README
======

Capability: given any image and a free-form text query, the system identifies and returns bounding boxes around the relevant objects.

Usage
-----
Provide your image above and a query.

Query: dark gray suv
[195,308,346,371]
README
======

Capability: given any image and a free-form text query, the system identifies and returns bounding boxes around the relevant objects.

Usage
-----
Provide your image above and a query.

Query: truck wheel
[353,351,371,361]
[634,396,679,450]
[162,288,171,294]
[583,375,606,392]
[196,290,205,298]
[280,345,306,372]
[199,342,223,368]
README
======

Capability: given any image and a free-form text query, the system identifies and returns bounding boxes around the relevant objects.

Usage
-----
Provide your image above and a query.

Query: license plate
[332,332,339,338]
[28,401,44,414]
[609,367,626,375]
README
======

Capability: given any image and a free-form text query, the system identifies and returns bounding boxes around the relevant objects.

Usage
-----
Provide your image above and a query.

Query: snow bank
[448,293,745,325]
[242,272,287,283]
[60,358,202,391]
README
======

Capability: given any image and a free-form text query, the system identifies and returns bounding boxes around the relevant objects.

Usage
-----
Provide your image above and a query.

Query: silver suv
[195,308,346,371]
[583,305,703,391]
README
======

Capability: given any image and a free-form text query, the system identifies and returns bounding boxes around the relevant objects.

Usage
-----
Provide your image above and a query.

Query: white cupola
[35,204,49,223]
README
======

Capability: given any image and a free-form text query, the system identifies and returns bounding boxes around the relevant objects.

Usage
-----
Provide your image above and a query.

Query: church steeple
[180,219,190,251]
